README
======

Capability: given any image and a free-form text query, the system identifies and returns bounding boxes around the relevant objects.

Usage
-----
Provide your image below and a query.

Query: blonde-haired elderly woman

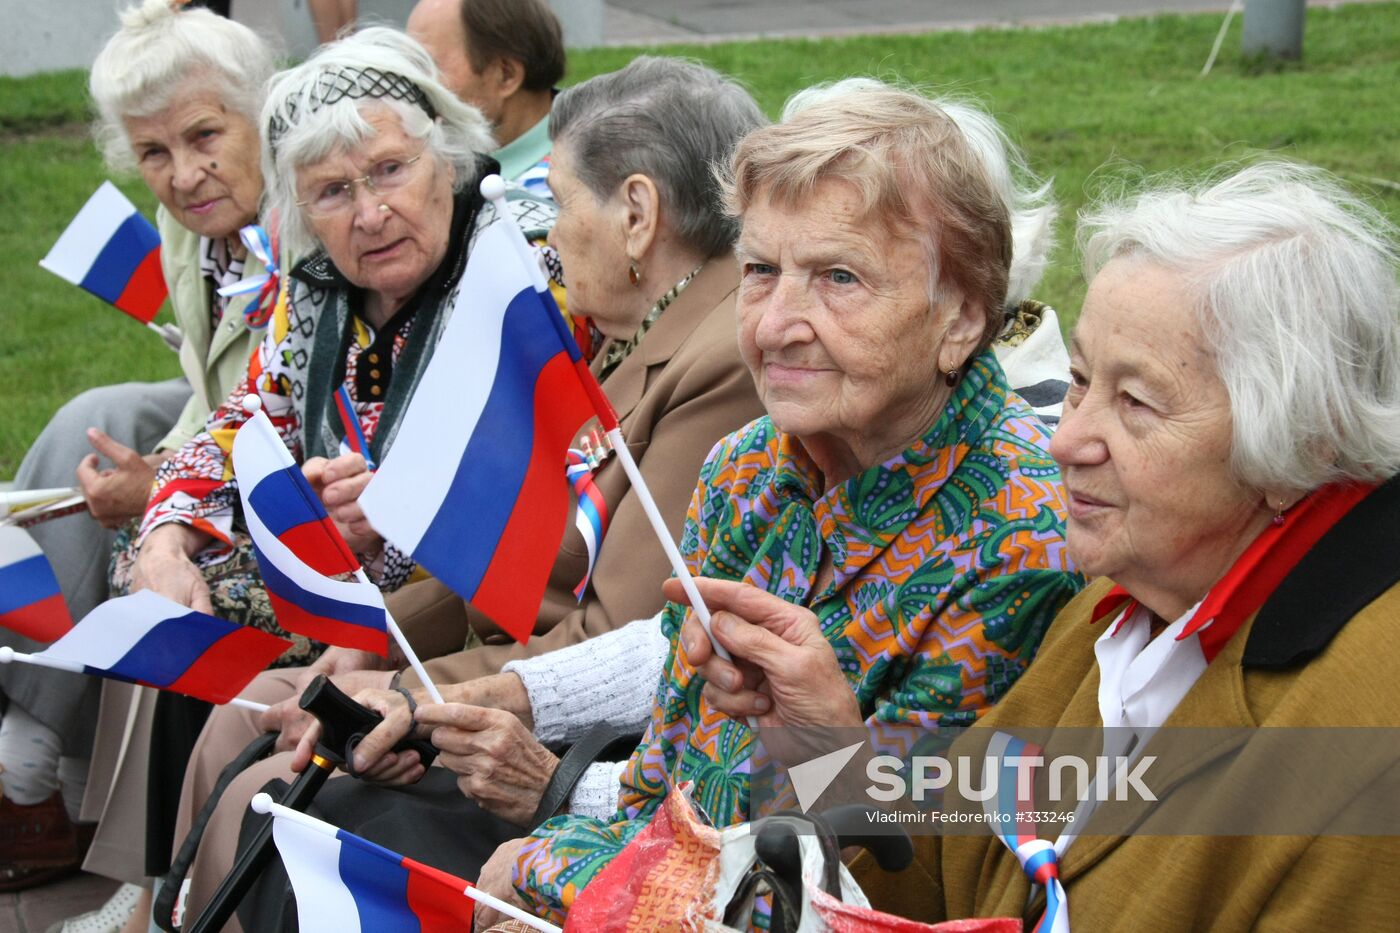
[854,162,1400,930]
[0,0,271,908]
[470,81,1084,930]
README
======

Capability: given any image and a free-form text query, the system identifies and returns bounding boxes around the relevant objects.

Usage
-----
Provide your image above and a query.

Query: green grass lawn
[4,3,1398,478]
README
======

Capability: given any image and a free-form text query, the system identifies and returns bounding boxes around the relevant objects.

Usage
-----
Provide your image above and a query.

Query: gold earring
[627,260,641,287]
[1272,498,1287,527]
[944,368,960,387]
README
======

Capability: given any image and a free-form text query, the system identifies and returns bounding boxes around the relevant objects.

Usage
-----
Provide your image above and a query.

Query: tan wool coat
[855,503,1400,933]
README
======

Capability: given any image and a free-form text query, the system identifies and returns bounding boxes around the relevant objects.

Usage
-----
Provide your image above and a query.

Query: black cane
[186,675,438,933]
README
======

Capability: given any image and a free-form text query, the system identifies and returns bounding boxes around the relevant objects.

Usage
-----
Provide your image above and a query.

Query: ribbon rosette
[216,224,281,328]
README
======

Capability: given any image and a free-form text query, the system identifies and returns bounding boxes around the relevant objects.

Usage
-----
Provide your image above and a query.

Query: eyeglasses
[296,153,425,217]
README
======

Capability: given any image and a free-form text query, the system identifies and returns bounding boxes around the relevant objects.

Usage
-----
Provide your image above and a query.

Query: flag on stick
[253,793,561,932]
[359,180,618,644]
[0,526,73,642]
[232,402,390,656]
[29,590,289,704]
[40,182,167,324]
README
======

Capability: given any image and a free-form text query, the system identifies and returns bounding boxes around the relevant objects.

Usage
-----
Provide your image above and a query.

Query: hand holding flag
[232,396,444,701]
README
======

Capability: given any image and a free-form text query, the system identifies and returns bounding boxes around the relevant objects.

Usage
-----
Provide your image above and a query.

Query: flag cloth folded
[233,407,390,655]
[39,181,167,324]
[0,526,74,642]
[359,219,618,643]
[271,808,475,932]
[35,590,289,704]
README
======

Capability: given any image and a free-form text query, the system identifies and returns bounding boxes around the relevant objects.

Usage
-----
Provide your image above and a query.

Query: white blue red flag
[333,385,376,470]
[0,526,73,643]
[359,219,618,643]
[270,806,476,932]
[34,590,289,704]
[39,181,167,324]
[233,407,390,655]
[565,449,608,600]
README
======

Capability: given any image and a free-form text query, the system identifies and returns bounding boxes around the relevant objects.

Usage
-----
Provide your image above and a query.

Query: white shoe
[44,881,144,933]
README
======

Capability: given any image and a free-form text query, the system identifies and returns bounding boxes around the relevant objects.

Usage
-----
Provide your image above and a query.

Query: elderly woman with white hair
[462,80,1086,929]
[80,24,550,931]
[123,25,549,620]
[0,0,271,902]
[851,162,1400,929]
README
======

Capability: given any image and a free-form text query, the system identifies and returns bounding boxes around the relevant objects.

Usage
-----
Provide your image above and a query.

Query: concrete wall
[2,0,604,78]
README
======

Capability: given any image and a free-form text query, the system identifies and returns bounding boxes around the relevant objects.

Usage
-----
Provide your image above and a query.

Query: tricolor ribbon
[333,385,376,470]
[984,732,1069,933]
[216,224,280,328]
[565,449,608,599]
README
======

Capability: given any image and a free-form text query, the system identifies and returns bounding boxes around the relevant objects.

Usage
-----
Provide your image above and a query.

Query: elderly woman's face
[543,142,635,337]
[295,107,456,304]
[124,87,262,241]
[1050,257,1268,617]
[735,178,981,466]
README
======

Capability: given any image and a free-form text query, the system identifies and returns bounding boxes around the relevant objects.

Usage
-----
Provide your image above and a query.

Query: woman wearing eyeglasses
[120,27,553,629]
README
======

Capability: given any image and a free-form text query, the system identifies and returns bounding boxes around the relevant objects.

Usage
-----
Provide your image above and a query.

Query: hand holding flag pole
[476,176,735,671]
[234,396,444,703]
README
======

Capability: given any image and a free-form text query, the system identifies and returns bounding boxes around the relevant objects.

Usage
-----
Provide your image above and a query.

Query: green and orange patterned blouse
[514,352,1084,920]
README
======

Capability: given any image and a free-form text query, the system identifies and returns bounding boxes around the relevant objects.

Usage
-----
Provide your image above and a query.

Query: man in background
[408,0,564,185]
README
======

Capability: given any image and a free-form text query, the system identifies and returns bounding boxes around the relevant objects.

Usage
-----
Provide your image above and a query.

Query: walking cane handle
[299,674,439,769]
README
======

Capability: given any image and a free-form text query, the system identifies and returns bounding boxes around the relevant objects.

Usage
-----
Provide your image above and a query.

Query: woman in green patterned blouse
[469,82,1086,929]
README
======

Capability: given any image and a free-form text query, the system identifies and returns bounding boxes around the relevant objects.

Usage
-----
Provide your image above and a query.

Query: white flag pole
[250,793,562,933]
[0,487,81,512]
[352,569,444,704]
[0,647,270,712]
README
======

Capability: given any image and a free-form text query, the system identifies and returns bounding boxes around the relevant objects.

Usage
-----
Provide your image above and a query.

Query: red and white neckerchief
[1051,483,1375,881]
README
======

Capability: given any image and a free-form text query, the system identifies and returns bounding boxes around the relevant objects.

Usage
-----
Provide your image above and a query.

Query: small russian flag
[33,590,290,704]
[359,215,618,644]
[39,182,167,324]
[0,526,74,643]
[233,403,390,655]
[270,808,478,932]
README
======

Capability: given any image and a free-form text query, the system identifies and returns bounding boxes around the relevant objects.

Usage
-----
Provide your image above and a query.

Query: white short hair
[1079,161,1400,495]
[89,0,277,173]
[260,27,495,259]
[782,79,1057,308]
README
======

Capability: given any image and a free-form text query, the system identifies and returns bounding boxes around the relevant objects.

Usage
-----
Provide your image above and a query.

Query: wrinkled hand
[267,651,394,756]
[75,430,164,527]
[284,668,400,772]
[130,524,213,614]
[302,453,380,555]
[473,837,530,932]
[667,576,863,766]
[414,703,559,827]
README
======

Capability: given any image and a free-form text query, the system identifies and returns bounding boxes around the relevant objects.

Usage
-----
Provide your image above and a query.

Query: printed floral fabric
[514,351,1084,921]
[137,276,419,586]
